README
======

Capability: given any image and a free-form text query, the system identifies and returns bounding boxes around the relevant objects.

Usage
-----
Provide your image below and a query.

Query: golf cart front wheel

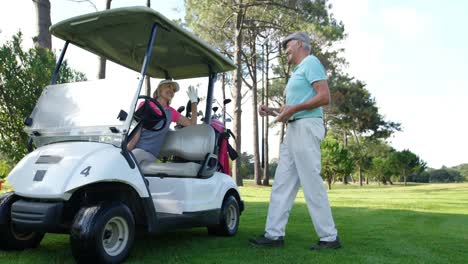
[0,193,44,250]
[70,202,135,264]
[207,195,240,236]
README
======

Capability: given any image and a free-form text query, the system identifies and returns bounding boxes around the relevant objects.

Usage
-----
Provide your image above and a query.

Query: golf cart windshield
[25,80,135,147]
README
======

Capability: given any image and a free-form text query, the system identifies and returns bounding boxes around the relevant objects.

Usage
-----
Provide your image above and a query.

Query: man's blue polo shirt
[286,55,327,120]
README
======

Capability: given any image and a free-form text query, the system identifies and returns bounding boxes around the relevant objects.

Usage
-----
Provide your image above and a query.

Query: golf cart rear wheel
[70,202,135,264]
[207,195,239,236]
[0,193,45,250]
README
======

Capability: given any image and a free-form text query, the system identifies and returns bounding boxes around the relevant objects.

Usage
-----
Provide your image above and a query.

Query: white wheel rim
[226,204,238,231]
[102,216,129,257]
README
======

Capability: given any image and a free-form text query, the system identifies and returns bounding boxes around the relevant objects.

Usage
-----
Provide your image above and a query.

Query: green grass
[1,181,468,263]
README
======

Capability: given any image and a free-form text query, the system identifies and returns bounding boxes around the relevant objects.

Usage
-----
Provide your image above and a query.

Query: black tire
[0,193,44,250]
[207,195,240,236]
[70,202,135,264]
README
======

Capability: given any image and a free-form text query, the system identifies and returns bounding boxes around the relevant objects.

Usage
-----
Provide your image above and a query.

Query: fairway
[1,182,467,263]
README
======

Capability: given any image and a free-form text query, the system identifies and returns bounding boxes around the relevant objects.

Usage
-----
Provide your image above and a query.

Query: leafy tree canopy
[0,32,86,163]
[327,74,400,139]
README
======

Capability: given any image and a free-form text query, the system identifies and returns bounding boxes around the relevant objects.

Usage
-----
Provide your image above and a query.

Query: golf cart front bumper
[10,199,64,233]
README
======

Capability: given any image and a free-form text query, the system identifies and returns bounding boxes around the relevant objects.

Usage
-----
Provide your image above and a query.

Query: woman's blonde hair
[153,80,179,104]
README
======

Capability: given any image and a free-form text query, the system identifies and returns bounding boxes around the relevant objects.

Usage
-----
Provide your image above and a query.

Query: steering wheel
[134,95,167,132]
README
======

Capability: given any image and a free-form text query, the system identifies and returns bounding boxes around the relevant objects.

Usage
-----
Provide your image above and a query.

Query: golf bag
[210,119,238,175]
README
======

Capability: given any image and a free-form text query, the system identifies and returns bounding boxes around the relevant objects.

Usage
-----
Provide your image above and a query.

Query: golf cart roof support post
[50,41,70,85]
[204,66,217,125]
[137,23,159,94]
[122,22,159,153]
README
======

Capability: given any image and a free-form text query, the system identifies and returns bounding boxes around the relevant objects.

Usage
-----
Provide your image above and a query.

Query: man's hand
[275,105,295,123]
[259,105,280,117]
[259,105,269,117]
[186,86,198,104]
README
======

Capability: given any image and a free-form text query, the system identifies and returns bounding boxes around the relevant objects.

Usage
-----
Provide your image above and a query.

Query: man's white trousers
[265,118,338,242]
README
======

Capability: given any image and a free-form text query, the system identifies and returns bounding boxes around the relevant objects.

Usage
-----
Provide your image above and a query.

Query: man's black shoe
[309,237,341,250]
[249,235,284,247]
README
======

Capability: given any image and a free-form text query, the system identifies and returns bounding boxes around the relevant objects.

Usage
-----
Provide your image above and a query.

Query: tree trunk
[327,177,332,190]
[262,43,270,186]
[145,76,151,96]
[403,168,407,186]
[366,177,369,185]
[33,0,52,50]
[279,122,286,143]
[343,131,348,147]
[342,131,348,184]
[97,0,112,79]
[278,60,288,146]
[231,3,244,186]
[358,166,363,186]
[252,40,261,186]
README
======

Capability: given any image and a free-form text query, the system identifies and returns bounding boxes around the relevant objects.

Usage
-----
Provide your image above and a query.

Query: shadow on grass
[1,202,467,264]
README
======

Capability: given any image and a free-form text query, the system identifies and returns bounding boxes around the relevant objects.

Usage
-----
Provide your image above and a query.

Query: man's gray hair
[300,40,311,52]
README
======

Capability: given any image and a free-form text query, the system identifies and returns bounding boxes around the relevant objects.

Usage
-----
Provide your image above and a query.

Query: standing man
[249,32,340,250]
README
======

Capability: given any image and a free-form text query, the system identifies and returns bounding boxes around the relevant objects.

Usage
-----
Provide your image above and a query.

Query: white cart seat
[140,124,217,177]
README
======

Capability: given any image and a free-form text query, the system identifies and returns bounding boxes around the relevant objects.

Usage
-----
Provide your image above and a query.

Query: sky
[329,0,468,168]
[0,0,466,168]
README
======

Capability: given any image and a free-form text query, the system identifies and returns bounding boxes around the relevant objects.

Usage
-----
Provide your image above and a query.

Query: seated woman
[128,80,198,165]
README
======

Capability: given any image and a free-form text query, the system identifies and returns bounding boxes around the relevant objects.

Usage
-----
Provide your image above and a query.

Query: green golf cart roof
[50,6,235,79]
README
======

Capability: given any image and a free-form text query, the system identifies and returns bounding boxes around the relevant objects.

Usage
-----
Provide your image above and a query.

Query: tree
[241,26,262,185]
[370,156,393,185]
[185,0,245,186]
[427,169,464,183]
[0,33,86,163]
[185,0,346,186]
[236,152,254,179]
[261,39,273,186]
[390,149,425,186]
[356,137,391,184]
[321,137,354,189]
[451,163,468,181]
[407,171,430,183]
[328,75,401,139]
[0,159,11,180]
[32,0,52,49]
[327,74,400,184]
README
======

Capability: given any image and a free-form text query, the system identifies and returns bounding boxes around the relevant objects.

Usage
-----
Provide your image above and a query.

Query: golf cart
[0,6,243,263]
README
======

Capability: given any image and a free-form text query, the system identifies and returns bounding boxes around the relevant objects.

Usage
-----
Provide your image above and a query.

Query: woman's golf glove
[187,86,198,104]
